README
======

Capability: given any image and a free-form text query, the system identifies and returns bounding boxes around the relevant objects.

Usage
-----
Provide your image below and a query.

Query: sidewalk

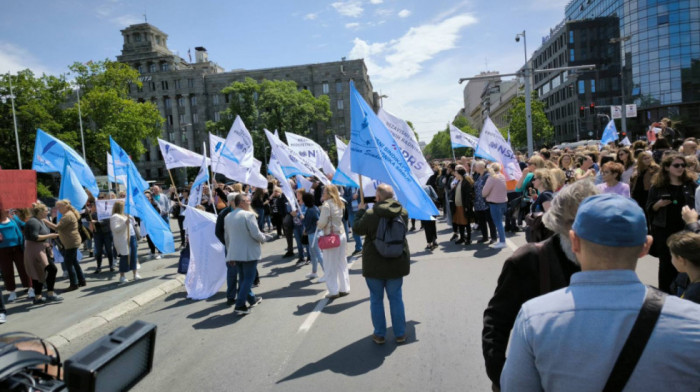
[0,220,187,348]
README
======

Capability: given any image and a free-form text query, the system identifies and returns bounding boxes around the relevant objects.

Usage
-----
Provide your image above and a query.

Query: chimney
[194,46,208,63]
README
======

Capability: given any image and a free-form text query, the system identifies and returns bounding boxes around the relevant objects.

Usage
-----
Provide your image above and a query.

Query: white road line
[506,239,519,252]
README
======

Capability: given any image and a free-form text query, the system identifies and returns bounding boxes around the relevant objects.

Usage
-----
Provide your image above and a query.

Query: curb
[46,275,186,349]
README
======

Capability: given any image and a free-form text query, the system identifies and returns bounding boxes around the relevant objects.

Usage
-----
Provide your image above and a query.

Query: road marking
[506,239,519,252]
[297,256,357,334]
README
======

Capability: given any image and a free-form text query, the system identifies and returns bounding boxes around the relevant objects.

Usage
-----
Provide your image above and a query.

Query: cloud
[374,8,393,17]
[331,1,364,17]
[345,22,360,29]
[369,0,383,3]
[528,0,570,10]
[95,1,143,27]
[398,9,411,18]
[112,14,143,27]
[304,13,318,20]
[0,42,53,75]
[349,13,477,82]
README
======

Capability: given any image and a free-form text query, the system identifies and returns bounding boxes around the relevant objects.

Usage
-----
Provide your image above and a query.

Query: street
[59,218,659,391]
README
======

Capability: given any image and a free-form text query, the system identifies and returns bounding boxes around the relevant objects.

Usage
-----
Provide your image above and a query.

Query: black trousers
[422,220,437,243]
[282,215,294,253]
[32,263,58,296]
[177,215,186,244]
[476,209,497,241]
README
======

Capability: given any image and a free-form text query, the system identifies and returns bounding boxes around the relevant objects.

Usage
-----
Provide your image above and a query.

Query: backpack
[374,215,407,258]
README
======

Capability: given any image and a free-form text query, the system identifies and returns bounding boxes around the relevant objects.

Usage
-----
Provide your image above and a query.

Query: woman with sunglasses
[615,147,636,184]
[630,151,659,210]
[647,153,698,293]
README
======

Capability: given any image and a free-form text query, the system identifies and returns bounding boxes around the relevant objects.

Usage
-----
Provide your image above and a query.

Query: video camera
[0,321,156,392]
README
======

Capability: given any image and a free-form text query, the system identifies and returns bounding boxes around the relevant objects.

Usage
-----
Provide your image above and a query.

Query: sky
[0,0,570,144]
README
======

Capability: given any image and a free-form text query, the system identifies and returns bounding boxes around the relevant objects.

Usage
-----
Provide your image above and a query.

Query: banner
[58,158,88,210]
[332,136,377,197]
[348,81,438,220]
[268,154,298,212]
[377,108,433,185]
[110,136,150,191]
[157,138,210,170]
[474,117,522,182]
[215,115,254,170]
[450,123,479,149]
[32,129,99,195]
[0,170,36,209]
[209,133,266,188]
[285,132,335,175]
[125,164,175,253]
[296,175,313,192]
[183,207,226,300]
[264,129,330,185]
[600,119,619,147]
[107,153,127,185]
[96,199,125,221]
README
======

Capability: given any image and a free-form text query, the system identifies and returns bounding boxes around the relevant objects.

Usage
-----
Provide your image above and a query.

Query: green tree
[422,116,479,160]
[506,92,554,149]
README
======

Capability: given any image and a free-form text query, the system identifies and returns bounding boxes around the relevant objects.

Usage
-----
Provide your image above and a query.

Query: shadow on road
[276,320,420,383]
[322,297,369,315]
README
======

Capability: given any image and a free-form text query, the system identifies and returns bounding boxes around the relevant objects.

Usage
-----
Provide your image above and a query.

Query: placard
[0,170,37,209]
[96,199,125,220]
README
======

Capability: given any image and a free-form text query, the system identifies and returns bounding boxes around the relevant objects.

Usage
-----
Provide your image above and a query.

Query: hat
[227,192,237,202]
[572,194,647,247]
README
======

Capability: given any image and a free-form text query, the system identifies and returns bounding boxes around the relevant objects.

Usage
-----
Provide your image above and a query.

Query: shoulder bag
[318,209,341,250]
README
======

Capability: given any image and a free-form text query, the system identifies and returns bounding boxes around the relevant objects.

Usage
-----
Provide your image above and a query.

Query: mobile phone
[660,194,672,200]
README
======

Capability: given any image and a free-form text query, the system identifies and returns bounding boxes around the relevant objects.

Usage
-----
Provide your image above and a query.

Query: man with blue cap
[501,194,700,392]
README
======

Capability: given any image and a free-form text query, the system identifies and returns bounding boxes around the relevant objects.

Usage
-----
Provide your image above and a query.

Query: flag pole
[358,175,364,205]
[203,142,217,214]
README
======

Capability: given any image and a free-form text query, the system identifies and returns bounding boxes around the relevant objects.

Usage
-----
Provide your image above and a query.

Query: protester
[23,203,62,305]
[421,184,439,251]
[667,229,700,304]
[89,198,115,273]
[482,163,508,248]
[0,208,33,302]
[346,186,363,256]
[500,194,700,391]
[482,180,598,388]
[557,153,575,185]
[473,161,497,244]
[630,150,659,210]
[270,187,284,236]
[110,201,140,283]
[44,200,86,291]
[647,153,698,293]
[450,165,475,245]
[143,191,162,260]
[615,147,636,184]
[152,185,172,222]
[224,194,268,316]
[215,193,238,307]
[291,189,308,266]
[251,188,267,231]
[353,184,409,344]
[302,193,323,279]
[317,184,349,299]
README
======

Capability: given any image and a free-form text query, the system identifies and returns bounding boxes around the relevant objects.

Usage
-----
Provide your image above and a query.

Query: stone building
[116,23,376,181]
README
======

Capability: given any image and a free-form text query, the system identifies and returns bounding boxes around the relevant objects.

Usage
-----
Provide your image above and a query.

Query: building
[481,79,520,130]
[564,0,700,139]
[116,23,376,181]
[461,71,500,128]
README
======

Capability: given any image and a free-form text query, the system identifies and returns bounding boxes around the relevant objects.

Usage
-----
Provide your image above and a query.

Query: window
[214,112,221,122]
[570,49,575,62]
[578,80,585,94]
[178,97,185,107]
[337,99,344,110]
[137,65,144,74]
[187,78,194,88]
[174,79,181,89]
[190,96,197,106]
[156,36,161,45]
[336,81,343,93]
[658,14,669,25]
[160,63,169,72]
[213,94,219,105]
[134,33,142,42]
[322,82,329,94]
[149,64,157,73]
[590,79,596,93]
[150,82,156,91]
[145,169,151,179]
[179,114,185,123]
[192,113,199,123]
[164,97,171,108]
[167,115,173,125]
[161,80,169,90]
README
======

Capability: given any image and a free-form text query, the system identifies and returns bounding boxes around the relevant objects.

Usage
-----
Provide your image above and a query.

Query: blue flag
[600,119,619,147]
[109,136,150,191]
[348,81,438,220]
[125,164,175,254]
[58,158,88,210]
[32,129,99,195]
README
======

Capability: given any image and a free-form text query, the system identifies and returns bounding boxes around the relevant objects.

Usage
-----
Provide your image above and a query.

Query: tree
[422,116,480,160]
[506,92,554,149]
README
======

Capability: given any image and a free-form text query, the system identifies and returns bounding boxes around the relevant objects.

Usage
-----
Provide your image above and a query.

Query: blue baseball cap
[572,194,648,247]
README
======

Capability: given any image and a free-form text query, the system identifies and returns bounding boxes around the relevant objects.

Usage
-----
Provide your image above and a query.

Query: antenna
[143,9,147,23]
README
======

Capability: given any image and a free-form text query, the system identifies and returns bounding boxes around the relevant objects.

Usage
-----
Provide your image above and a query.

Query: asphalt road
[60,219,659,391]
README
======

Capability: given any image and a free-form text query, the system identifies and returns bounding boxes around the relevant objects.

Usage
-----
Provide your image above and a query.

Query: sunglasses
[670,163,687,169]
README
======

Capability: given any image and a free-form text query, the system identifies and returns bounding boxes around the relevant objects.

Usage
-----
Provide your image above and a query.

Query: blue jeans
[489,202,507,243]
[365,277,406,338]
[235,261,258,308]
[64,248,85,286]
[308,233,324,274]
[119,235,138,273]
[293,225,307,259]
[226,262,238,301]
[347,209,362,251]
[93,231,114,269]
[255,208,265,231]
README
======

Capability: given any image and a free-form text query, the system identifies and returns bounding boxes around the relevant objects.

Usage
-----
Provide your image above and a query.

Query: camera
[0,321,156,392]
[515,36,520,42]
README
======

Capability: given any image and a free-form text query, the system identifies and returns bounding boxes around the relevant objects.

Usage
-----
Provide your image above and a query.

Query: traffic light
[579,106,585,118]
[590,102,595,111]
[621,132,627,138]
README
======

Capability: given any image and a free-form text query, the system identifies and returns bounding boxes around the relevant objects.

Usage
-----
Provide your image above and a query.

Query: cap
[572,194,648,247]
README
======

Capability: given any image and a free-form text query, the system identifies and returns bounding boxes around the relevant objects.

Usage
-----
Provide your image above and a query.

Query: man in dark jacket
[482,180,598,390]
[215,193,237,306]
[353,184,410,345]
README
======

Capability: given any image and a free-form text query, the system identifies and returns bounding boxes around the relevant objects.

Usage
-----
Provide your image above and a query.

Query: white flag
[285,132,336,175]
[210,133,266,188]
[377,108,433,185]
[215,115,254,171]
[268,154,297,212]
[474,117,522,182]
[188,149,210,208]
[450,124,479,149]
[157,138,210,170]
[183,207,226,300]
[620,136,631,146]
[296,175,313,192]
[264,129,330,185]
[107,153,127,185]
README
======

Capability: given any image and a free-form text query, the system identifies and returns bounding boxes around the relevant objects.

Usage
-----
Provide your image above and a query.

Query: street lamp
[610,35,631,136]
[2,73,22,169]
[515,30,534,156]
[378,93,388,107]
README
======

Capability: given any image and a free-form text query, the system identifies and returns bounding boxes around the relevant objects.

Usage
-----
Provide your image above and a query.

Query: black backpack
[374,215,407,258]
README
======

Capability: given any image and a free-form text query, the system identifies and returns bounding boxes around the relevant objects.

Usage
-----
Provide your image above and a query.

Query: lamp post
[610,35,631,137]
[515,30,534,156]
[378,93,388,108]
[4,73,22,169]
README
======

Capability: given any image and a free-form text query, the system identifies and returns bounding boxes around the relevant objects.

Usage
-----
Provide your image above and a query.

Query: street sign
[611,106,622,119]
[625,104,637,118]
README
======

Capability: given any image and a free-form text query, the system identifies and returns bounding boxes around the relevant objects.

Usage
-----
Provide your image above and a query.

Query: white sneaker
[137,262,142,270]
[134,274,142,280]
[0,313,6,324]
[7,292,17,302]
[119,276,128,283]
[491,242,507,249]
[155,254,162,260]
[305,273,318,279]
[27,288,35,299]
[318,276,326,283]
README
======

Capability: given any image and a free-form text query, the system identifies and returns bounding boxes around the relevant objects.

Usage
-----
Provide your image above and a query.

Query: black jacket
[482,234,580,387]
[214,206,233,245]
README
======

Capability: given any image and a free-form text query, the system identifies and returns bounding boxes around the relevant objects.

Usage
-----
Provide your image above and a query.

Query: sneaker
[137,262,142,270]
[7,292,17,302]
[63,285,79,292]
[339,291,350,297]
[491,242,507,249]
[33,297,47,305]
[155,254,162,260]
[372,334,386,345]
[249,297,263,308]
[395,335,407,344]
[134,274,142,280]
[149,254,156,260]
[78,282,87,287]
[283,251,294,258]
[46,294,64,302]
[318,276,327,283]
[93,268,102,275]
[305,273,318,279]
[109,267,115,273]
[234,306,250,316]
[226,298,236,307]
[325,293,340,300]
[449,234,458,241]
[27,288,35,299]
[119,276,128,284]
[351,249,362,256]
[455,238,465,244]
[0,313,6,324]
[295,258,306,266]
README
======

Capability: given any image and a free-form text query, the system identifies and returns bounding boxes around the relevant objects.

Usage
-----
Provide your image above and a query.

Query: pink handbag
[318,226,340,250]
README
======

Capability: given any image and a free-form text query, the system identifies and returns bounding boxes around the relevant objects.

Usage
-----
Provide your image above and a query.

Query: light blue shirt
[502,270,700,392]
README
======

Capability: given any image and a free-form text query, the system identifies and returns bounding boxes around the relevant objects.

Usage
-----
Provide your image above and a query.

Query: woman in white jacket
[317,184,349,299]
[110,201,139,283]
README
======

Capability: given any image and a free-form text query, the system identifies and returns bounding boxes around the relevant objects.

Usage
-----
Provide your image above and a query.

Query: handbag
[318,226,340,250]
[525,212,553,243]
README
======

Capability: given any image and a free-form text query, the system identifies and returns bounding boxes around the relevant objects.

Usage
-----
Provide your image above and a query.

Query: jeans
[235,260,258,308]
[307,233,324,274]
[488,202,507,244]
[293,225,307,259]
[476,209,497,241]
[226,262,238,300]
[255,208,265,231]
[93,231,114,269]
[64,248,85,286]
[365,277,406,338]
[119,235,138,273]
[347,209,362,251]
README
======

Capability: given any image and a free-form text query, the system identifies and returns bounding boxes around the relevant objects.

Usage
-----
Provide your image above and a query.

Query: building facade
[116,23,376,181]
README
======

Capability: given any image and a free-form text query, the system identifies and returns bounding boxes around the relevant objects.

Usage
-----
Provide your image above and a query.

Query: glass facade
[565,0,700,137]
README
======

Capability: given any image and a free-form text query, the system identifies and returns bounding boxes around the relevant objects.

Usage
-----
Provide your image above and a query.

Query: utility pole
[515,31,534,156]
[7,73,22,169]
[76,85,86,160]
[610,35,631,136]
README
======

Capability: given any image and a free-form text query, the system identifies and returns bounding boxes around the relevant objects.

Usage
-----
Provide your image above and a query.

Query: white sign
[611,106,622,119]
[625,104,637,118]
[96,199,125,221]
